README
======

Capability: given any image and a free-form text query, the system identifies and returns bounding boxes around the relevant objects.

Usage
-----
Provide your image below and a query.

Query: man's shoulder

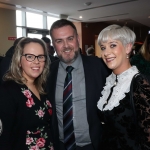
[81,55,111,75]
[50,59,59,67]
[81,54,103,62]
[81,55,107,67]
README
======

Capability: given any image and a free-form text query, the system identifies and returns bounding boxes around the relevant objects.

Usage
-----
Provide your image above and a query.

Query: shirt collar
[60,53,82,70]
[109,66,139,85]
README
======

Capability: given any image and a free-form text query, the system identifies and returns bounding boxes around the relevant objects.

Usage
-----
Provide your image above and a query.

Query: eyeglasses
[22,54,46,62]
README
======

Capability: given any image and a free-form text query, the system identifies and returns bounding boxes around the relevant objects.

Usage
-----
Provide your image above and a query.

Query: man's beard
[59,48,79,64]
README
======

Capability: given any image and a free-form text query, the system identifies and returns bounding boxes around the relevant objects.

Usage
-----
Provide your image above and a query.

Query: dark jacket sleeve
[0,81,26,150]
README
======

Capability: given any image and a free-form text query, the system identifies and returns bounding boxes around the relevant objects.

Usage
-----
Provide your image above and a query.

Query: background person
[97,24,150,150]
[131,34,150,80]
[0,37,24,85]
[47,19,110,150]
[0,38,54,150]
[41,36,58,62]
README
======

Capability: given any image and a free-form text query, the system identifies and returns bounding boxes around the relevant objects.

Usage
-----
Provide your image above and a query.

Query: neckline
[97,66,139,111]
[23,84,41,101]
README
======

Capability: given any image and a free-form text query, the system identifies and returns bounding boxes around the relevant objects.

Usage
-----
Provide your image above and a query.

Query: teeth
[32,68,39,70]
[106,58,114,61]
[63,49,71,52]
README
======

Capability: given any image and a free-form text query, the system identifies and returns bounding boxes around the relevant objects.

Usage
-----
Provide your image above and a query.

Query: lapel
[48,60,60,126]
[50,56,95,123]
[48,60,60,107]
[81,55,93,118]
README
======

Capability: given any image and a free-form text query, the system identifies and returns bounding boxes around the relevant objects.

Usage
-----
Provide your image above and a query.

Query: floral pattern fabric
[21,87,54,150]
[98,75,150,150]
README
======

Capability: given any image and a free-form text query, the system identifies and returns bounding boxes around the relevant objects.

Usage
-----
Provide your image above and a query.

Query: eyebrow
[100,40,119,46]
[23,53,45,55]
[54,38,62,41]
[55,35,74,41]
[109,40,118,44]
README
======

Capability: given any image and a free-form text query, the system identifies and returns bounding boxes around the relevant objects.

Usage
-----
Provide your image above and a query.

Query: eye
[38,55,45,59]
[27,54,34,59]
[110,44,116,48]
[100,46,105,51]
[56,40,62,44]
[68,37,73,41]
[38,55,44,59]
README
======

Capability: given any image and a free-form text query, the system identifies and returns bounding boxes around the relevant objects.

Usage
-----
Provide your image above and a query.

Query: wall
[81,22,150,55]
[0,8,16,56]
[73,22,82,49]
[0,7,149,56]
[81,22,108,54]
[132,25,150,42]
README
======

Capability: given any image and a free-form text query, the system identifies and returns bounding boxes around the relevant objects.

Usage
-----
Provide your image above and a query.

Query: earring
[126,54,129,59]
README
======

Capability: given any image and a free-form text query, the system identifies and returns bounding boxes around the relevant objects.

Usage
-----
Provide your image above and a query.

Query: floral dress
[21,85,54,150]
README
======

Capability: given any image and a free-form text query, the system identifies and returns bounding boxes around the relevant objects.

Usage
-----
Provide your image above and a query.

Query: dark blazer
[0,81,27,150]
[47,54,111,150]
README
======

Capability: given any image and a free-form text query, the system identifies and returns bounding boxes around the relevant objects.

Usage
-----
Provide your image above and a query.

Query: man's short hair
[50,19,77,37]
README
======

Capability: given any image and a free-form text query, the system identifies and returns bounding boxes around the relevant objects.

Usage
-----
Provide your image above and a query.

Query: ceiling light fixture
[79,16,82,19]
[84,2,92,6]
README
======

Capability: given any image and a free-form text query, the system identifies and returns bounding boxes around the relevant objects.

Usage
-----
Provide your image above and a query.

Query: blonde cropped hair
[98,24,136,47]
[4,37,50,94]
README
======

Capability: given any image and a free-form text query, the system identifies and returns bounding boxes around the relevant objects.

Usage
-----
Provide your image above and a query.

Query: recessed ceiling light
[148,16,150,18]
[84,2,92,6]
[79,16,82,19]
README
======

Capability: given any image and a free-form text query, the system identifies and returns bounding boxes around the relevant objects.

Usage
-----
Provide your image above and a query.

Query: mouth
[63,48,72,53]
[31,67,40,70]
[105,57,115,62]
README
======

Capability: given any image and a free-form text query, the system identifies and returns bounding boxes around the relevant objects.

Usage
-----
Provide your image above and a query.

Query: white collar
[97,66,139,111]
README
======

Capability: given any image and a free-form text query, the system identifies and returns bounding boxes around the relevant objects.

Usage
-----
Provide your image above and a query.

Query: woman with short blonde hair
[97,24,150,150]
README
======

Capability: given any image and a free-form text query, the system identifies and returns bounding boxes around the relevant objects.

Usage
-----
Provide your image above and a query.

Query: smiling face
[20,42,45,82]
[100,39,132,74]
[51,25,80,65]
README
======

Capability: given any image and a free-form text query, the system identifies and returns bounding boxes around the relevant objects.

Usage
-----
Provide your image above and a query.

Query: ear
[126,43,133,55]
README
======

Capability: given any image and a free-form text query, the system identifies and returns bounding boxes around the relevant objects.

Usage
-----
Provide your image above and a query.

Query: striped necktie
[63,66,76,150]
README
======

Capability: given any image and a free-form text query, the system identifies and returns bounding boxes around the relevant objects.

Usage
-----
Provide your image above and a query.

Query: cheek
[20,59,26,68]
[41,63,45,70]
[54,45,62,53]
[101,52,105,60]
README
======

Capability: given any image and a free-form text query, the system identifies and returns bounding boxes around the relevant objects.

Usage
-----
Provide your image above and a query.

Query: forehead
[101,38,116,44]
[23,42,44,54]
[52,25,75,39]
[100,39,123,46]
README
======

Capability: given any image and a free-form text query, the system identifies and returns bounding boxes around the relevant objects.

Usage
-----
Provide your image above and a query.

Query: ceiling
[0,0,150,28]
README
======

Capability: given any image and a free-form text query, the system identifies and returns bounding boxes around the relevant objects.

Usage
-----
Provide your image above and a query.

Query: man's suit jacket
[47,54,111,150]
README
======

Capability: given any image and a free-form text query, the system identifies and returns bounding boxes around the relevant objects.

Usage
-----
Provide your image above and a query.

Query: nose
[33,57,39,63]
[103,48,110,57]
[63,40,69,48]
